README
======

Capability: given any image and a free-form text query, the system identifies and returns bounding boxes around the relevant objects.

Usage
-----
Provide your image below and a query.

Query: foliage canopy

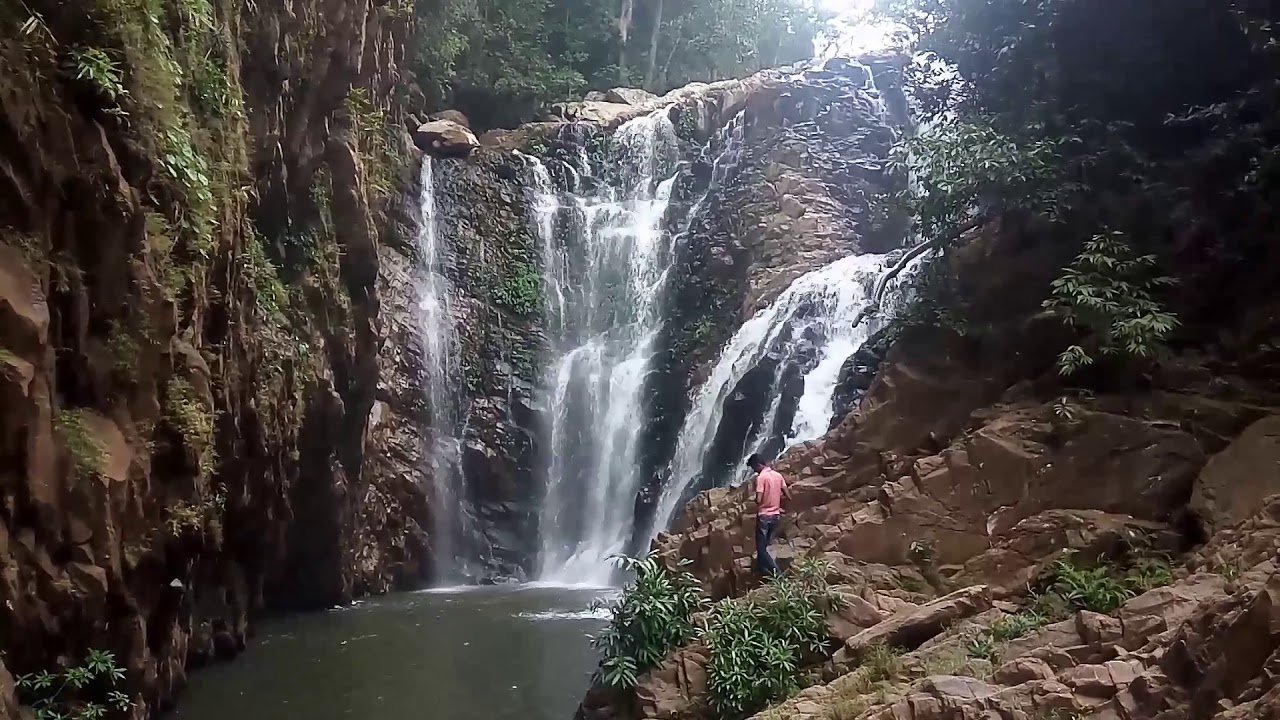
[411,0,830,128]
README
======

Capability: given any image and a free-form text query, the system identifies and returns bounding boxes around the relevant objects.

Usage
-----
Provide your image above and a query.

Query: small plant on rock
[16,649,132,720]
[1125,556,1174,593]
[62,47,130,113]
[493,259,543,316]
[858,643,904,684]
[965,633,998,662]
[1048,553,1134,613]
[165,377,216,476]
[591,555,705,690]
[164,492,226,539]
[989,610,1046,642]
[54,409,104,479]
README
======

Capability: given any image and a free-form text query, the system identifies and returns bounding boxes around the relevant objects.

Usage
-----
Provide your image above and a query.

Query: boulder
[549,100,642,127]
[1191,415,1280,536]
[413,119,480,156]
[605,87,658,105]
[428,109,470,128]
[832,585,993,672]
[632,643,709,720]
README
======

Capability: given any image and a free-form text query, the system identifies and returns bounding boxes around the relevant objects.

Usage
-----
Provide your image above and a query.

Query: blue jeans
[755,515,780,576]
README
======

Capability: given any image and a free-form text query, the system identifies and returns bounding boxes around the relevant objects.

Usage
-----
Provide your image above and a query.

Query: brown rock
[413,119,480,156]
[428,109,470,128]
[835,585,992,667]
[633,643,709,720]
[1191,415,1280,536]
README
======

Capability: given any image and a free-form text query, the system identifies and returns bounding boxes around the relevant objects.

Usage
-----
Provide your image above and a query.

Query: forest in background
[409,0,832,128]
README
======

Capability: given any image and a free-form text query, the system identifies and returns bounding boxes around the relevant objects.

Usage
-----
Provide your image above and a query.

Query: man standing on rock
[747,453,790,577]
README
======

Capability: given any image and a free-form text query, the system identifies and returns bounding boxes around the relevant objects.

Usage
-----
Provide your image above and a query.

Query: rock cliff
[0,0,429,713]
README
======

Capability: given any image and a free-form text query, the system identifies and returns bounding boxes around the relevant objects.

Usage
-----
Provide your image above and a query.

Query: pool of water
[174,584,615,720]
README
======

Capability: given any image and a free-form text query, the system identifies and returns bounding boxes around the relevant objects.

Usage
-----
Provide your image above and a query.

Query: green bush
[1048,554,1134,613]
[16,649,132,720]
[164,492,226,539]
[592,555,705,690]
[704,565,836,719]
[705,601,801,719]
[964,633,997,662]
[1043,230,1179,375]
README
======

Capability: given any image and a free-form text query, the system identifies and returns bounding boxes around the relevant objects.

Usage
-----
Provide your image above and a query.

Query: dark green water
[175,585,614,720]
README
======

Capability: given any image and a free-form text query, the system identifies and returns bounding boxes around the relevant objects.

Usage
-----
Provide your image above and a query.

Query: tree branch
[853,214,991,328]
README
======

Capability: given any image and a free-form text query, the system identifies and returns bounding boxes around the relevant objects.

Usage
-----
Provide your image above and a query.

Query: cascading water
[525,113,682,585]
[414,157,483,584]
[648,253,903,536]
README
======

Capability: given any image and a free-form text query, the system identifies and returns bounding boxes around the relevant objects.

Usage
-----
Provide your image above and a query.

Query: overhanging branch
[853,214,991,329]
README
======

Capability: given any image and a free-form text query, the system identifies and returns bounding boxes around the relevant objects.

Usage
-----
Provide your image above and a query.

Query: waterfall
[414,158,482,584]
[525,113,681,585]
[648,253,898,537]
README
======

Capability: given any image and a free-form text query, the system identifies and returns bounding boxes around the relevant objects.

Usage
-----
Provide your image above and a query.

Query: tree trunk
[618,0,634,83]
[645,0,664,91]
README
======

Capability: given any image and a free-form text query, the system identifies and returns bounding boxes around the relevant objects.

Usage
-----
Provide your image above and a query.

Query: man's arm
[755,475,765,507]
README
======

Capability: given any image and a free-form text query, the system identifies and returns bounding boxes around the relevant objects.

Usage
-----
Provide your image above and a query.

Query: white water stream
[525,114,680,585]
[648,253,898,536]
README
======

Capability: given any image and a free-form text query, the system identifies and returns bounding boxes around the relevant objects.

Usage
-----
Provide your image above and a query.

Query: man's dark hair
[746,453,766,470]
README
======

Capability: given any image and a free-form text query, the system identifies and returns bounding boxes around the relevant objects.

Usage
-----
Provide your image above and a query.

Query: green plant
[241,235,290,325]
[591,555,705,690]
[106,324,140,382]
[343,88,400,199]
[703,568,836,719]
[63,47,130,112]
[16,649,132,720]
[965,633,997,662]
[160,126,216,245]
[704,601,801,720]
[989,610,1045,643]
[1124,556,1173,594]
[1046,553,1134,614]
[165,377,216,475]
[19,6,54,42]
[494,259,543,316]
[1212,557,1242,582]
[1044,231,1179,375]
[1051,396,1080,423]
[54,409,104,479]
[164,492,225,538]
[858,644,904,684]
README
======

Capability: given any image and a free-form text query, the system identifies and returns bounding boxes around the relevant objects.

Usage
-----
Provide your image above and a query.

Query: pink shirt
[755,468,786,517]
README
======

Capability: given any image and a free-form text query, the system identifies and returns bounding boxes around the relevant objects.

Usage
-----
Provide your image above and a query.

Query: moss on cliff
[0,0,427,712]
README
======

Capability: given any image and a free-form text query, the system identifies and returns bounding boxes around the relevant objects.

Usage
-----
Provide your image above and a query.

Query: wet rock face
[638,58,912,509]
[828,325,894,431]
[0,0,428,713]
[430,153,546,580]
